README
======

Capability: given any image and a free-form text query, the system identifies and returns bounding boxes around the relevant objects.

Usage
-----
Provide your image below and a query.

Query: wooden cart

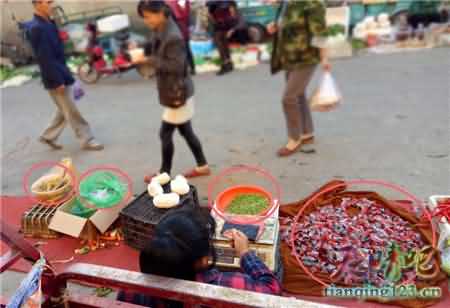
[0,218,337,308]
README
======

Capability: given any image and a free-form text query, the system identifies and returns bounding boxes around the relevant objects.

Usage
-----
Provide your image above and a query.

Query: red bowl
[215,185,273,217]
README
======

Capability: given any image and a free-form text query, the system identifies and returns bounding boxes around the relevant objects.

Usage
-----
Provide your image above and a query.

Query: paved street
[1,48,449,204]
[1,46,449,301]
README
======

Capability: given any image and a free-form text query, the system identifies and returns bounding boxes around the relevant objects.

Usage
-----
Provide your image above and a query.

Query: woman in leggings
[133,0,210,182]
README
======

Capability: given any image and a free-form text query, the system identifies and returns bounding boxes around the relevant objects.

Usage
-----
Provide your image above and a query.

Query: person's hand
[55,85,65,94]
[133,53,150,65]
[128,41,138,49]
[230,229,249,257]
[226,29,235,38]
[267,22,277,35]
[321,58,331,71]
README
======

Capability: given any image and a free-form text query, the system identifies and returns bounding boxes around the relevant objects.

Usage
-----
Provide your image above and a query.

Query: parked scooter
[77,22,153,84]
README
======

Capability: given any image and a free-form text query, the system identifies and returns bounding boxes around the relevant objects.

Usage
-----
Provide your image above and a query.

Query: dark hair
[137,0,171,18]
[139,207,217,281]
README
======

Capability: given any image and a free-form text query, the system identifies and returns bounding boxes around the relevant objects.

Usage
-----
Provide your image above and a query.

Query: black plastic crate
[120,185,199,251]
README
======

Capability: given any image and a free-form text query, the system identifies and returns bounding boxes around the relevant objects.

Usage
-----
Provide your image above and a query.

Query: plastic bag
[79,171,126,209]
[438,218,450,275]
[309,71,342,112]
[7,258,44,308]
[70,197,97,218]
[72,79,85,101]
[429,195,450,275]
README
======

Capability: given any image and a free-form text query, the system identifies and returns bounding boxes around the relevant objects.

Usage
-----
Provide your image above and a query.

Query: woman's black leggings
[159,121,207,174]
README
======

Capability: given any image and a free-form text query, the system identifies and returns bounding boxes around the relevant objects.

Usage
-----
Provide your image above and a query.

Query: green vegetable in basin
[226,194,269,215]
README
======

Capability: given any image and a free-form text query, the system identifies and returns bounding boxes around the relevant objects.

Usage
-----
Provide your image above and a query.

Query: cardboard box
[49,196,127,241]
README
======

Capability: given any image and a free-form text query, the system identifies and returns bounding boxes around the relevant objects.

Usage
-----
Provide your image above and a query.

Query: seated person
[412,0,448,27]
[118,207,281,307]
[206,0,248,75]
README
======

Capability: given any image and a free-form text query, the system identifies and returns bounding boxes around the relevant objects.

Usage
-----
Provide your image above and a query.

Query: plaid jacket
[117,252,281,307]
[196,251,281,294]
[271,0,327,74]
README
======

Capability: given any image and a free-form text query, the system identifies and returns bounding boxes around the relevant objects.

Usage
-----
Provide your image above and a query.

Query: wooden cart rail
[1,218,340,308]
[56,263,340,308]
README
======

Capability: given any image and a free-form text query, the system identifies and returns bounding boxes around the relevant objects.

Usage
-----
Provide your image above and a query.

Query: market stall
[346,0,449,52]
[346,0,445,26]
[2,160,450,307]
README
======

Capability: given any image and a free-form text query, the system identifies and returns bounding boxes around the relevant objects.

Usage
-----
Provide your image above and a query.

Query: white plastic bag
[310,71,342,112]
[438,218,450,275]
[428,195,450,275]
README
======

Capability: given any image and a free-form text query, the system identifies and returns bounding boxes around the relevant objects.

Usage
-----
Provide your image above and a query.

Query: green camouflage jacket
[271,0,326,74]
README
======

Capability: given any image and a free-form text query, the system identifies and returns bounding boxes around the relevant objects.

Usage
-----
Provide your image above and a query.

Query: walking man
[30,0,103,151]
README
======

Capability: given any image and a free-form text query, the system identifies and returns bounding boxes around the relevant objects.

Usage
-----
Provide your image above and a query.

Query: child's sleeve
[239,251,282,294]
[204,252,281,294]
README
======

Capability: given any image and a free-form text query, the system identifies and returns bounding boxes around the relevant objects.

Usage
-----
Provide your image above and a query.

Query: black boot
[216,62,234,76]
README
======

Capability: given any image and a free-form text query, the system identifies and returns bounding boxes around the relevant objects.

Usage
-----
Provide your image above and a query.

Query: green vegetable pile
[210,57,223,66]
[351,38,367,51]
[0,66,39,82]
[67,55,87,67]
[226,194,269,215]
[324,24,346,37]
